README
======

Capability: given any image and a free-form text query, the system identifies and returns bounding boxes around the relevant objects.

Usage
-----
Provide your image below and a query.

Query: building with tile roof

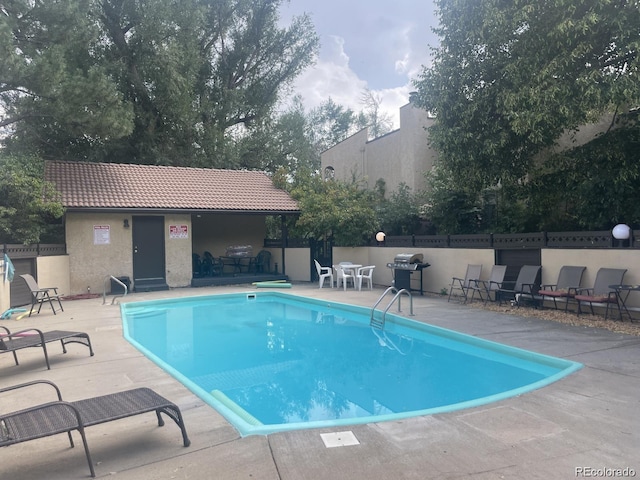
[45,161,300,213]
[45,161,299,294]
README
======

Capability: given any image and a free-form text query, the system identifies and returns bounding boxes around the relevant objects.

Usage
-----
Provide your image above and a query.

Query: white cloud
[290,35,366,110]
[285,35,411,128]
[278,0,439,129]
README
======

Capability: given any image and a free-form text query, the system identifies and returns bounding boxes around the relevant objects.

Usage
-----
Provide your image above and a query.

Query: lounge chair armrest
[0,379,63,401]
[574,287,593,295]
[520,282,538,294]
[34,287,54,293]
[540,283,558,290]
[1,328,46,342]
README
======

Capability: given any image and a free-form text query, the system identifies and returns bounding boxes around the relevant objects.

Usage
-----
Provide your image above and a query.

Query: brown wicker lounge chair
[0,379,191,477]
[0,327,94,370]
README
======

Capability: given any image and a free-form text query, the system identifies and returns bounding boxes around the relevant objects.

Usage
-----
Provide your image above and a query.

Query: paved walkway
[1,284,638,479]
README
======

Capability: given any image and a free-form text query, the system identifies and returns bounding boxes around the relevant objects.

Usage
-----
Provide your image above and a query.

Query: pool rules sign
[169,224,188,239]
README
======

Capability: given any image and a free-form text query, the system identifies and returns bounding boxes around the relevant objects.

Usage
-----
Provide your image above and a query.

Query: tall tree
[0,0,318,166]
[412,0,640,216]
[307,98,358,156]
[0,153,64,244]
[357,89,393,139]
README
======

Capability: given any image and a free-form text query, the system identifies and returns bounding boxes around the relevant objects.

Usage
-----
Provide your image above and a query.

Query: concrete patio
[1,284,638,479]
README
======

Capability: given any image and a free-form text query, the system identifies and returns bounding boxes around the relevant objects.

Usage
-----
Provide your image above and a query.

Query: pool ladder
[370,287,413,330]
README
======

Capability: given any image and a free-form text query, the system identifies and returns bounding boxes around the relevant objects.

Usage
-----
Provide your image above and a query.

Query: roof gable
[45,161,299,214]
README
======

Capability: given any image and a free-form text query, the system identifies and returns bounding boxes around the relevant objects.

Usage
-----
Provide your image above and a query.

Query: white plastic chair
[356,265,375,291]
[334,264,355,290]
[314,259,333,288]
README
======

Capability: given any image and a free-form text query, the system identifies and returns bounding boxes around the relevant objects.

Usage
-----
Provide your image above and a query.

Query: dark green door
[132,216,167,291]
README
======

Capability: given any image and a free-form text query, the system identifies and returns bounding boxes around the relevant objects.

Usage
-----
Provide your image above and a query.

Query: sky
[279,0,440,128]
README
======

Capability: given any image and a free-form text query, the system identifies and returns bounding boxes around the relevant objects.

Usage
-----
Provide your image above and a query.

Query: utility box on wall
[110,276,131,294]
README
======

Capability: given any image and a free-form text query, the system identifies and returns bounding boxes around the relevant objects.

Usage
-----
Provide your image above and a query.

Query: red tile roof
[45,161,299,213]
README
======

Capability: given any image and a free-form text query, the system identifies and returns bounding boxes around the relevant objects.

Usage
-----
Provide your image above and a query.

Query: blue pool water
[121,292,582,436]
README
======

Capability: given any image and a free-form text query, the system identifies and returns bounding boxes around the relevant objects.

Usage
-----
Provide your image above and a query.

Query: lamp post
[612,224,631,248]
[375,231,386,246]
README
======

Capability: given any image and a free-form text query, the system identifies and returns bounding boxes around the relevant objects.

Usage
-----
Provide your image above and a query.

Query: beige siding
[321,104,437,195]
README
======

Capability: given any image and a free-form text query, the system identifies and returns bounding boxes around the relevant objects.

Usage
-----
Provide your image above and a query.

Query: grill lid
[393,253,424,264]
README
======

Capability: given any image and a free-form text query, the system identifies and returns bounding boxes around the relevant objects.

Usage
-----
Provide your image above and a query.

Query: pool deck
[2,284,638,479]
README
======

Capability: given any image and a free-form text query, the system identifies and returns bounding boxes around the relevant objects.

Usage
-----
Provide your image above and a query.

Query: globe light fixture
[612,224,631,240]
[375,231,386,243]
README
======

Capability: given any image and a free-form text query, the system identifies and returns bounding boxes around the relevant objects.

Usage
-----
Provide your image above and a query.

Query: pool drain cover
[320,431,360,448]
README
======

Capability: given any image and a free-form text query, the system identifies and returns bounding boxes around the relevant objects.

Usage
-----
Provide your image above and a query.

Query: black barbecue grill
[386,253,430,295]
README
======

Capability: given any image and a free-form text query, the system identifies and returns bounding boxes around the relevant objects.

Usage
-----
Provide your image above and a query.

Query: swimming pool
[121,292,582,436]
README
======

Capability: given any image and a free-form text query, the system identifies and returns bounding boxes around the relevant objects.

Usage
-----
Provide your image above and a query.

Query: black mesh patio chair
[192,253,203,277]
[0,379,191,478]
[467,265,507,304]
[250,250,272,273]
[0,326,94,370]
[202,251,222,276]
[536,266,586,311]
[496,265,542,307]
[448,264,482,303]
[19,273,63,316]
[573,268,627,319]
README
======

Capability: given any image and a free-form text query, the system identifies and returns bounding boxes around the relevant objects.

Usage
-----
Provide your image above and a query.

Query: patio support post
[280,215,287,275]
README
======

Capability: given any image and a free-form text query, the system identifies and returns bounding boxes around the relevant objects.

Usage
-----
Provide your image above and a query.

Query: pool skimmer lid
[320,431,360,448]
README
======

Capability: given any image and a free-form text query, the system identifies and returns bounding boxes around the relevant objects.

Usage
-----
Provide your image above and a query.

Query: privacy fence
[266,230,639,249]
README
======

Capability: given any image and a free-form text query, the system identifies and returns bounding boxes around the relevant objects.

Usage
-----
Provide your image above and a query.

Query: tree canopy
[0,153,64,244]
[413,0,640,232]
[274,167,379,247]
[0,0,318,167]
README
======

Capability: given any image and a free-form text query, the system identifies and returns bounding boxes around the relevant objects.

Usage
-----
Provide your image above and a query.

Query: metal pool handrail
[103,275,128,305]
[370,287,413,329]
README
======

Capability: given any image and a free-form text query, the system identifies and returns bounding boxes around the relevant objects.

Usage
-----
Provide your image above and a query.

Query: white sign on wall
[93,225,111,245]
[169,224,189,239]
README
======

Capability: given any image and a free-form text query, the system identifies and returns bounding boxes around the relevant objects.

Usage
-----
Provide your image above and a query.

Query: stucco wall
[66,212,193,294]
[282,248,310,282]
[36,255,71,295]
[541,249,639,292]
[12,239,639,312]
[164,213,193,288]
[66,213,135,294]
[321,247,640,310]
[321,129,369,183]
[320,104,437,195]
[365,247,496,295]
